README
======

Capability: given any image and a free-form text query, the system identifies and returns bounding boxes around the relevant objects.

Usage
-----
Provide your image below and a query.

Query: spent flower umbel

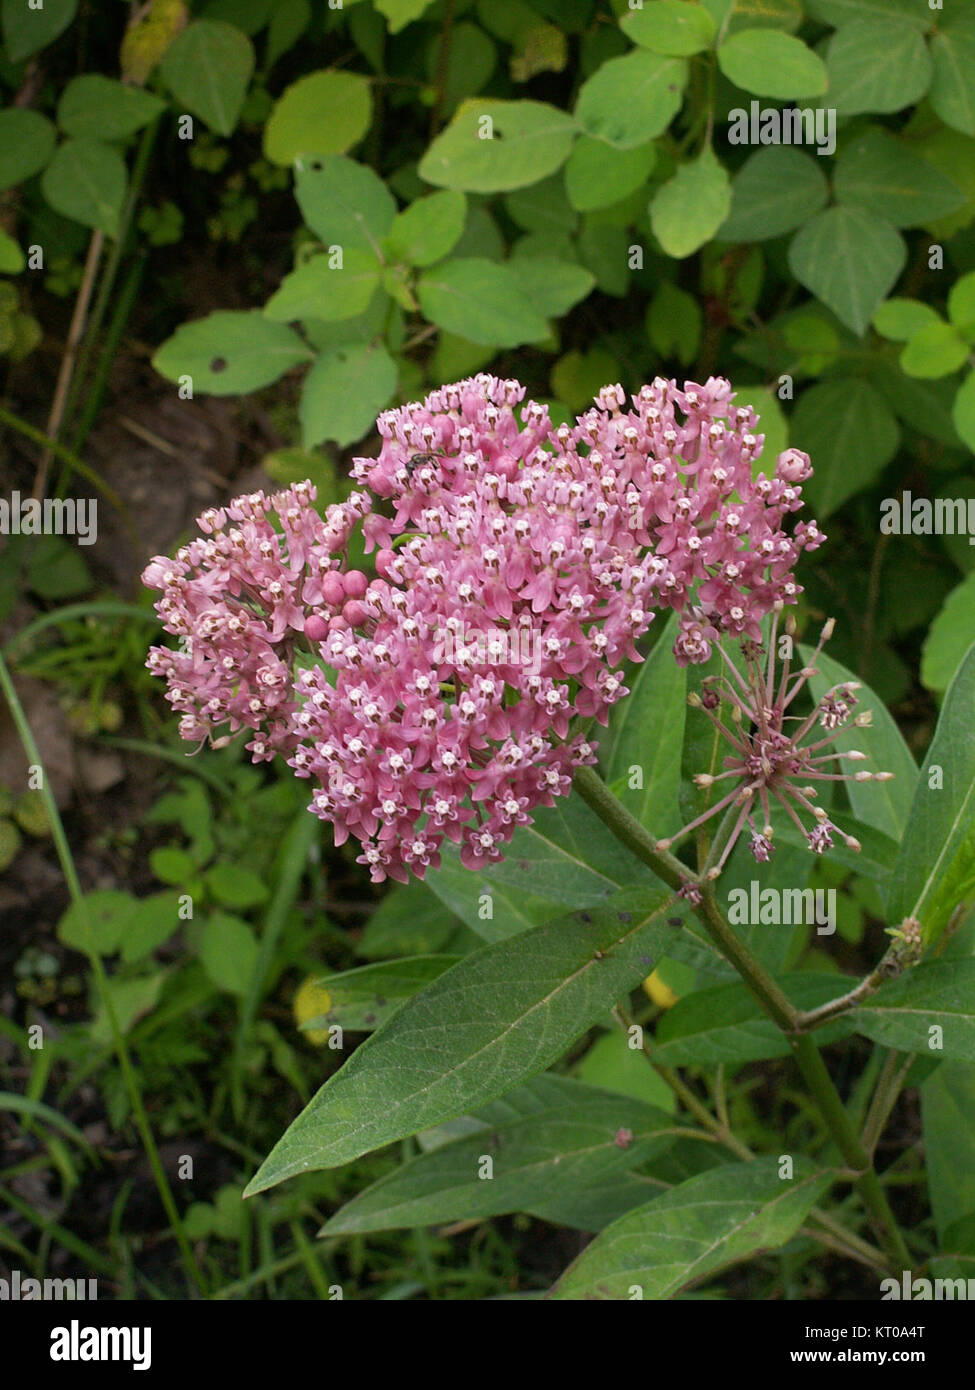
[143,373,825,882]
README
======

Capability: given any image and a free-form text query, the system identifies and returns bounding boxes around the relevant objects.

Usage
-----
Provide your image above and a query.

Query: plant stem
[0,404,126,515]
[0,651,207,1296]
[577,762,913,1270]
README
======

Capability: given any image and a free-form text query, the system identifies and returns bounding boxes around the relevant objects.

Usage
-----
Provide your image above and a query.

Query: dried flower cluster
[144,373,825,882]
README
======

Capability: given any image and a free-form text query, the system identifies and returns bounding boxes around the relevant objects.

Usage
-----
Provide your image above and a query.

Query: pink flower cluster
[143,373,824,883]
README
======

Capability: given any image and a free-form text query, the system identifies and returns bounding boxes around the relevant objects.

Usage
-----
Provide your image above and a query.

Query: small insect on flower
[405,451,444,475]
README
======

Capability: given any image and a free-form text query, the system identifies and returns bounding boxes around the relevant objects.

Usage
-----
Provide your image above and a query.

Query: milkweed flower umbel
[143,373,824,883]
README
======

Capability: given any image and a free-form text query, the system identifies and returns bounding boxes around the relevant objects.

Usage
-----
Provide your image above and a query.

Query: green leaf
[718,147,828,243]
[242,889,675,1192]
[2,0,76,61]
[57,75,165,141]
[646,281,701,365]
[550,1157,832,1299]
[791,378,899,517]
[802,646,917,844]
[359,882,461,959]
[149,846,197,885]
[264,70,372,166]
[57,890,137,956]
[788,206,906,336]
[384,190,466,267]
[872,298,941,342]
[825,20,933,116]
[267,0,311,67]
[41,139,127,237]
[302,957,460,1034]
[294,155,396,254]
[602,612,685,838]
[718,28,826,99]
[264,248,380,322]
[854,961,975,1062]
[654,973,854,1067]
[650,148,731,259]
[0,230,24,274]
[322,1084,680,1235]
[375,0,434,31]
[506,256,595,318]
[299,341,397,448]
[621,1,716,56]
[922,1063,975,1273]
[160,20,255,137]
[205,863,269,911]
[804,0,927,25]
[419,99,576,192]
[575,51,688,150]
[417,257,549,346]
[930,14,975,137]
[949,272,975,337]
[119,892,184,964]
[0,109,56,192]
[200,912,259,996]
[834,128,965,229]
[575,1031,676,1112]
[564,136,656,212]
[92,973,165,1043]
[889,641,975,946]
[153,310,312,395]
[900,322,970,380]
[954,368,975,451]
[923,573,975,696]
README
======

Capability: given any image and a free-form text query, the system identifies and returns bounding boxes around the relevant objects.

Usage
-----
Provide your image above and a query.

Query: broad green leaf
[791,378,899,517]
[242,888,676,1192]
[575,51,688,150]
[57,75,165,141]
[564,136,656,212]
[359,880,462,959]
[506,257,595,318]
[922,1063,975,1275]
[160,20,255,137]
[419,99,576,192]
[0,110,56,192]
[294,156,396,254]
[949,271,975,336]
[872,298,941,342]
[41,139,127,237]
[825,20,932,116]
[722,0,803,31]
[930,14,975,137]
[267,0,311,67]
[384,190,466,267]
[654,973,854,1067]
[0,230,23,273]
[264,70,372,166]
[900,322,970,380]
[423,792,664,943]
[417,258,549,346]
[301,956,460,1034]
[120,892,184,963]
[621,1,716,56]
[718,147,828,243]
[322,1084,680,1234]
[651,148,731,259]
[804,0,927,25]
[92,972,166,1043]
[575,1031,676,1112]
[1,0,76,60]
[834,129,965,229]
[954,368,975,451]
[718,29,826,99]
[789,206,906,337]
[264,248,380,322]
[200,912,259,996]
[870,358,962,449]
[375,0,434,32]
[923,573,975,696]
[854,961,975,1062]
[802,646,917,844]
[889,642,975,945]
[550,1157,832,1299]
[299,341,397,448]
[505,174,578,234]
[602,613,685,839]
[153,310,312,394]
[204,863,269,910]
[57,890,138,956]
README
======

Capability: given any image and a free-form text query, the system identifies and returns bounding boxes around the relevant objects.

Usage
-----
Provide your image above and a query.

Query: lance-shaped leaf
[243,888,676,1194]
[921,1062,975,1281]
[853,960,975,1062]
[549,1157,832,1299]
[322,1083,682,1235]
[299,956,460,1034]
[887,641,975,945]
